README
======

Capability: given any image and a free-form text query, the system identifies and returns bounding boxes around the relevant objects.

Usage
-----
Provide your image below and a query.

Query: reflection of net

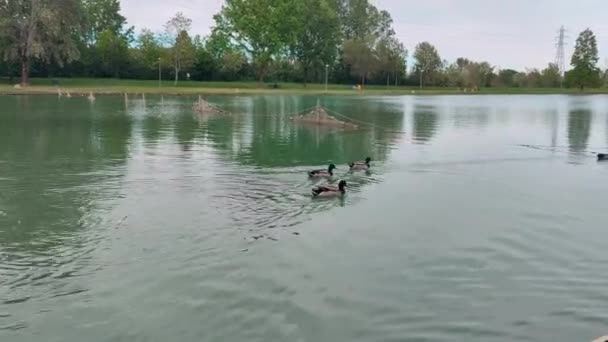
[291,106,358,129]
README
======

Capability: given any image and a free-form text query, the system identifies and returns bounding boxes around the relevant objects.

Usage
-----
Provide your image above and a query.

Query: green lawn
[1,77,607,95]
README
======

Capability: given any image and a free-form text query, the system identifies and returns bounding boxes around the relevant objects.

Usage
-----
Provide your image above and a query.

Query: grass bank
[1,77,608,96]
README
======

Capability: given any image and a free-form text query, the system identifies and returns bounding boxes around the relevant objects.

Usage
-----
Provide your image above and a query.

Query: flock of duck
[308,157,372,198]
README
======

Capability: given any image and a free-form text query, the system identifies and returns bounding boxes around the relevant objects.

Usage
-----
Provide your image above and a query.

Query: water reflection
[0,97,132,307]
[453,106,490,129]
[197,96,405,167]
[93,104,133,160]
[568,109,592,153]
[546,109,559,149]
[412,104,438,143]
[2,95,608,342]
[174,110,198,152]
[0,98,130,246]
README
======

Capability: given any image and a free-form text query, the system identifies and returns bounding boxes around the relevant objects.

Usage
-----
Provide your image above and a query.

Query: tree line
[0,0,605,89]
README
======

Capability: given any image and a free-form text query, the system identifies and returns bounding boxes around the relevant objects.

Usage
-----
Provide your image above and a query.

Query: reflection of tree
[545,109,559,149]
[218,96,406,167]
[94,109,133,160]
[412,105,438,143]
[0,96,131,251]
[142,113,168,146]
[453,106,489,129]
[568,109,592,152]
[174,112,198,151]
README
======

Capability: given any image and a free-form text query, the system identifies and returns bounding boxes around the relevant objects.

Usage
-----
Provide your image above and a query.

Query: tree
[81,0,127,44]
[525,69,541,87]
[342,38,378,87]
[137,29,162,70]
[174,30,195,82]
[413,42,441,88]
[569,28,600,90]
[513,72,528,88]
[497,69,518,87]
[376,36,407,86]
[541,63,561,88]
[220,51,246,80]
[462,61,493,89]
[291,0,341,85]
[0,0,83,86]
[97,29,129,77]
[212,0,298,87]
[340,0,393,41]
[444,62,463,87]
[165,12,193,85]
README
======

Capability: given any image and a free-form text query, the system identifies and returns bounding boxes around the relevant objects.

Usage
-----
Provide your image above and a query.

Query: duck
[308,164,337,178]
[349,157,371,171]
[598,153,607,161]
[312,180,347,198]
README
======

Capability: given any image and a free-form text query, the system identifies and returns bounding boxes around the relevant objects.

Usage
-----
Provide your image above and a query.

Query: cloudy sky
[121,0,608,70]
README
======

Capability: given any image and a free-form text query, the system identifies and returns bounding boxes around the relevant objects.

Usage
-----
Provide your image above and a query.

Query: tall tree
[340,0,393,41]
[342,37,378,87]
[97,29,128,77]
[569,28,600,90]
[291,0,341,85]
[0,0,83,86]
[413,42,441,88]
[376,36,407,86]
[497,69,518,87]
[81,0,127,44]
[212,0,298,86]
[525,69,541,87]
[541,63,561,88]
[137,29,162,70]
[165,12,193,85]
[444,62,463,87]
[174,30,195,83]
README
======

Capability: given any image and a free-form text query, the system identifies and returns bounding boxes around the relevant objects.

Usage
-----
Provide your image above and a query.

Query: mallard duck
[308,164,336,178]
[349,157,371,171]
[312,180,347,198]
[598,153,607,161]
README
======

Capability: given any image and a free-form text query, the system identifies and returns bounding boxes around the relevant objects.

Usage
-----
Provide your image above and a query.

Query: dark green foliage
[568,29,601,90]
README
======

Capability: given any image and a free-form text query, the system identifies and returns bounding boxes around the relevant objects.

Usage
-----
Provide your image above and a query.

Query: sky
[121,0,608,71]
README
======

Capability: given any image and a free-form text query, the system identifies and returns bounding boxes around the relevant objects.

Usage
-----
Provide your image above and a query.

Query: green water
[1,94,607,342]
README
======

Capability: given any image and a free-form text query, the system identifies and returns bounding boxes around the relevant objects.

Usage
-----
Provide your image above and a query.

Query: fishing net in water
[291,106,358,129]
[193,98,229,115]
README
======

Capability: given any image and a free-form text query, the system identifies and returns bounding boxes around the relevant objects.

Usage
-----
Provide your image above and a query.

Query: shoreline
[1,80,608,96]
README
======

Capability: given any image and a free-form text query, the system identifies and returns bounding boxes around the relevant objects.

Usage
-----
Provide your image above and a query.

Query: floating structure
[193,97,229,116]
[291,105,358,129]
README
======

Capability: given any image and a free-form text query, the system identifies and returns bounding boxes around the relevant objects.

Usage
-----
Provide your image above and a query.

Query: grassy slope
[1,77,607,95]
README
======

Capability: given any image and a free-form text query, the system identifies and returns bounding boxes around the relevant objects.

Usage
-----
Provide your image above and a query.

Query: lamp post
[325,64,329,93]
[158,58,162,88]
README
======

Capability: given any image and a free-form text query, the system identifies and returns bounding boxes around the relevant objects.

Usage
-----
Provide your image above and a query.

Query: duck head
[598,153,606,161]
[365,157,372,164]
[328,164,337,172]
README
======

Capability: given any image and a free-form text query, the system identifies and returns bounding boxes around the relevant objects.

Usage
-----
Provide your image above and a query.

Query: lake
[1,94,607,342]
